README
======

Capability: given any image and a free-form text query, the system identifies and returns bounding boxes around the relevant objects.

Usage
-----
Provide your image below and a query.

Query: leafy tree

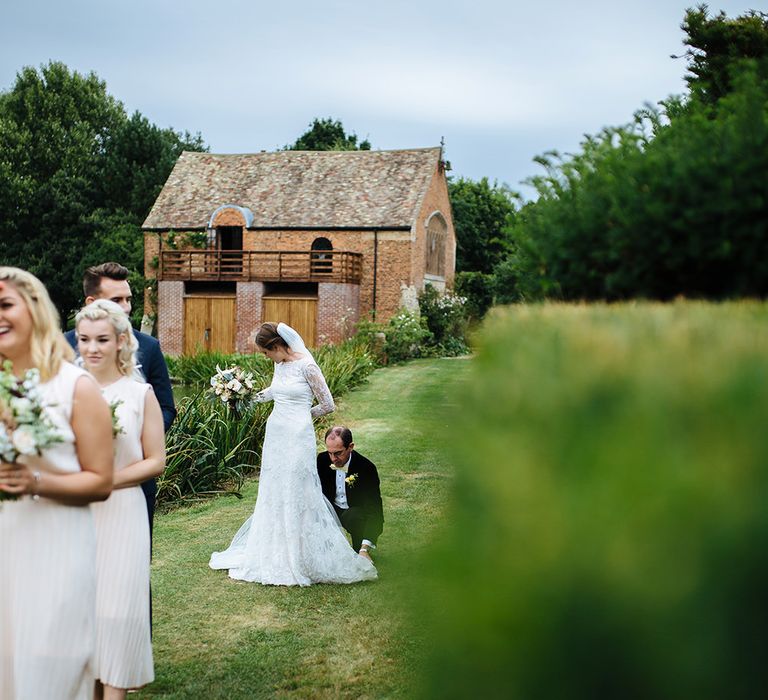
[681,6,768,106]
[448,177,517,275]
[100,111,206,217]
[286,117,371,151]
[511,62,768,301]
[0,61,206,323]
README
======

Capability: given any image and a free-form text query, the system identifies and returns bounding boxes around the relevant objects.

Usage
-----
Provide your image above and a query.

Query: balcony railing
[158,250,363,284]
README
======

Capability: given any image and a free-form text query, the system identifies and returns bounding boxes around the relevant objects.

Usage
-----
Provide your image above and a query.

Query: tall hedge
[510,63,768,301]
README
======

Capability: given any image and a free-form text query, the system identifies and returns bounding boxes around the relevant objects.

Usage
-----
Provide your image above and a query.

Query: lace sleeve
[254,386,273,403]
[303,362,335,419]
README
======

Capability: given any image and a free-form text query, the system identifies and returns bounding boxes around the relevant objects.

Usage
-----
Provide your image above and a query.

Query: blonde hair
[0,267,74,381]
[75,299,139,377]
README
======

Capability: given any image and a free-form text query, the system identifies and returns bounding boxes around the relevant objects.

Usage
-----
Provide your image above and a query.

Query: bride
[209,322,377,586]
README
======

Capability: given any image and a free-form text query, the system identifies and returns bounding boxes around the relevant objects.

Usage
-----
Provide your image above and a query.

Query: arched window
[311,237,333,275]
[425,213,447,277]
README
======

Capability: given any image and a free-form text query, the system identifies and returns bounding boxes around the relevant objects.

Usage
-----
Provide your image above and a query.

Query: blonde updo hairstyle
[0,266,74,381]
[75,299,139,377]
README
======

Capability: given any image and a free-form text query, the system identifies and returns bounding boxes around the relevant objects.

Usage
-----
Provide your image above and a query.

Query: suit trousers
[334,504,374,552]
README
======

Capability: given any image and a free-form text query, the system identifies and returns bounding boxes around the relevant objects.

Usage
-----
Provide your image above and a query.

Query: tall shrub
[512,63,768,300]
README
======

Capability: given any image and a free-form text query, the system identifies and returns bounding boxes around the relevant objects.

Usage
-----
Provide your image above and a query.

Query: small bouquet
[208,365,257,414]
[0,360,63,501]
[109,399,124,438]
[345,473,358,488]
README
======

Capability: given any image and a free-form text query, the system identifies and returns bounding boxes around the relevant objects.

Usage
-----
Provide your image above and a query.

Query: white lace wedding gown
[209,355,377,585]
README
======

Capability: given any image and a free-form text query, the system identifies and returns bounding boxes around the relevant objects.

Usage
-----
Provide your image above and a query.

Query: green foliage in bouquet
[417,301,768,699]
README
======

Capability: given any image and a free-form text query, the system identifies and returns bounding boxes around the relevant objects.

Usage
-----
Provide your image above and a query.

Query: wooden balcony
[158,250,363,284]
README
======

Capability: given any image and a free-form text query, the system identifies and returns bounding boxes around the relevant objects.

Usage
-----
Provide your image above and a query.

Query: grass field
[136,357,472,699]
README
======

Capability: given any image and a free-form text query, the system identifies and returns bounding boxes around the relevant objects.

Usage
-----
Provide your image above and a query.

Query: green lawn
[137,357,472,699]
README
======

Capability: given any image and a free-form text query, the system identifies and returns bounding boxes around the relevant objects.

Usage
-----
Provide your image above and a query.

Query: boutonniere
[345,473,358,488]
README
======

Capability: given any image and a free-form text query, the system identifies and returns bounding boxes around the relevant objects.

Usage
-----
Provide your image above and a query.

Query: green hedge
[419,301,768,698]
[510,63,768,301]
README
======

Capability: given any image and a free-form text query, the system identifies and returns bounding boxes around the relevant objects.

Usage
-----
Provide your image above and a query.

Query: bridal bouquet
[208,364,257,413]
[0,360,62,501]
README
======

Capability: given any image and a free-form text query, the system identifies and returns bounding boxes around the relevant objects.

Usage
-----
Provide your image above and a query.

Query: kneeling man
[317,426,384,561]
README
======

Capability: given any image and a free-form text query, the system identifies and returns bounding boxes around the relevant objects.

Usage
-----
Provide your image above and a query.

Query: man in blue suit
[65,262,176,535]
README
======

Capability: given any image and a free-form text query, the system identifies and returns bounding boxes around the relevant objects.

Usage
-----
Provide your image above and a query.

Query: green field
[138,357,471,699]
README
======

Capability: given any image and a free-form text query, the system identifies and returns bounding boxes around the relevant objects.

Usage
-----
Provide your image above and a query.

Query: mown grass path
[137,357,471,699]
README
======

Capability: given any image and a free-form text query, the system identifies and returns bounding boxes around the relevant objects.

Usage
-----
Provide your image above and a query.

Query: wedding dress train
[210,349,377,586]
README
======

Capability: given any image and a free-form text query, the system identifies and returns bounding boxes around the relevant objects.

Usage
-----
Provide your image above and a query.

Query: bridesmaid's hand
[0,461,34,495]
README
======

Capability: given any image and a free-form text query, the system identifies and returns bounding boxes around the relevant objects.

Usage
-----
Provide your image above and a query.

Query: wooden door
[184,297,236,354]
[262,297,317,347]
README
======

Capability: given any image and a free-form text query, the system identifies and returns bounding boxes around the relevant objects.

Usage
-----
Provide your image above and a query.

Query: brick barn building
[142,147,456,355]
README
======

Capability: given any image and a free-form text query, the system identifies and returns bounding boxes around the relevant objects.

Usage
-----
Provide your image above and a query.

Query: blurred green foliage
[419,301,768,699]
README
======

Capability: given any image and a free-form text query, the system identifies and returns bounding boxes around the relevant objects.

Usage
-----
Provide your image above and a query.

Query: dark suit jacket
[317,450,384,542]
[65,328,177,432]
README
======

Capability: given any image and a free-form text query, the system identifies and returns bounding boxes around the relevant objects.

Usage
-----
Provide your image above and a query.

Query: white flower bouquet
[208,364,257,414]
[0,360,62,501]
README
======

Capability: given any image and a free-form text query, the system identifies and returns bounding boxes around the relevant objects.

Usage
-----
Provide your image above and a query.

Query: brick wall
[157,281,184,355]
[412,163,457,291]
[236,281,264,352]
[212,208,246,227]
[317,283,361,344]
[143,163,455,348]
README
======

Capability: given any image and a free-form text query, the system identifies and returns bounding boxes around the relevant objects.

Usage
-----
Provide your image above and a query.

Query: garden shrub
[454,271,494,320]
[381,309,432,363]
[418,285,469,356]
[159,395,268,505]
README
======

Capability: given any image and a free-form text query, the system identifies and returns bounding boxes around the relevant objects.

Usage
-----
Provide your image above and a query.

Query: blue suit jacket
[65,328,177,432]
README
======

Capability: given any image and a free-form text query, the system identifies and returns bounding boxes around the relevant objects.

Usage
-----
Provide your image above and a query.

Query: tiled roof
[142,147,442,230]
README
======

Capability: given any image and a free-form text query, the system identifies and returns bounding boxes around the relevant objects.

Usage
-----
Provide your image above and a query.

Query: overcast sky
[1,0,761,198]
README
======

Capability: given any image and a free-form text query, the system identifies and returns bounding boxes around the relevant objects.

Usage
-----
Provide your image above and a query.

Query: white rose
[10,397,33,418]
[11,425,37,456]
[227,379,242,393]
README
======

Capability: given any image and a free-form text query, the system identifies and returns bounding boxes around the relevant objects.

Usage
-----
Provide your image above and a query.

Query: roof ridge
[181,146,441,157]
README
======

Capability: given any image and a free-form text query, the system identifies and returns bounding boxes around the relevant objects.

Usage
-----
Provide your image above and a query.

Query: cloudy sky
[1,0,760,198]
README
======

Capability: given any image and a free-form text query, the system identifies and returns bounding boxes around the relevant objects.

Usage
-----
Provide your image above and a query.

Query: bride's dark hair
[254,322,288,351]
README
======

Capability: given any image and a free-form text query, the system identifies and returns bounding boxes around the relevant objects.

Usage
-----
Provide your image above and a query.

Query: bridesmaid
[0,267,113,700]
[75,299,166,700]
